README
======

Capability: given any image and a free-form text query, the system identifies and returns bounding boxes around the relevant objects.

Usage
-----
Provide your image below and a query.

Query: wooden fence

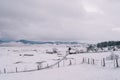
[0,56,120,74]
[82,57,120,68]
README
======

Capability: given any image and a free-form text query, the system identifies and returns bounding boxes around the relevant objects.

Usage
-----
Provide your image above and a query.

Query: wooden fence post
[88,58,90,64]
[115,58,119,68]
[58,62,60,68]
[16,67,17,73]
[4,68,6,74]
[82,57,85,63]
[69,60,72,65]
[93,59,95,65]
[102,58,105,67]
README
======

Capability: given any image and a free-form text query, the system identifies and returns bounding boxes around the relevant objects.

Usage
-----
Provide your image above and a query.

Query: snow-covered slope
[0,45,120,80]
[1,64,120,80]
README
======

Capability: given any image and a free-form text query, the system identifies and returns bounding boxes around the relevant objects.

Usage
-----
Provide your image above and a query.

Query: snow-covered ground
[0,45,68,73]
[1,64,120,80]
[0,45,120,80]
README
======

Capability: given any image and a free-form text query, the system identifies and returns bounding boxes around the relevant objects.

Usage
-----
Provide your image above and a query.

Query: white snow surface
[0,45,120,80]
[1,64,120,80]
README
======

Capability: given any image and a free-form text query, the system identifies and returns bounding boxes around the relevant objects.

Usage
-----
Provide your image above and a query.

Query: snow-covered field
[0,45,68,73]
[0,44,120,80]
[1,64,120,80]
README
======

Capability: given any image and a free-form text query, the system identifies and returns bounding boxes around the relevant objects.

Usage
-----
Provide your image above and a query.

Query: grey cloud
[0,0,120,42]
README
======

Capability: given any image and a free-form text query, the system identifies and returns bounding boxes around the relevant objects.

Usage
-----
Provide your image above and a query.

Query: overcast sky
[0,0,120,42]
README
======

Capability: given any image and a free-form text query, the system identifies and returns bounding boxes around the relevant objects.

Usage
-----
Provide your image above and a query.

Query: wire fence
[0,53,70,74]
[82,57,120,68]
[0,57,81,74]
[1,55,120,75]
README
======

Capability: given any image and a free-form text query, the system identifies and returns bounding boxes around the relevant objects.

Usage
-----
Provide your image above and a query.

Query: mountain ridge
[0,39,83,45]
